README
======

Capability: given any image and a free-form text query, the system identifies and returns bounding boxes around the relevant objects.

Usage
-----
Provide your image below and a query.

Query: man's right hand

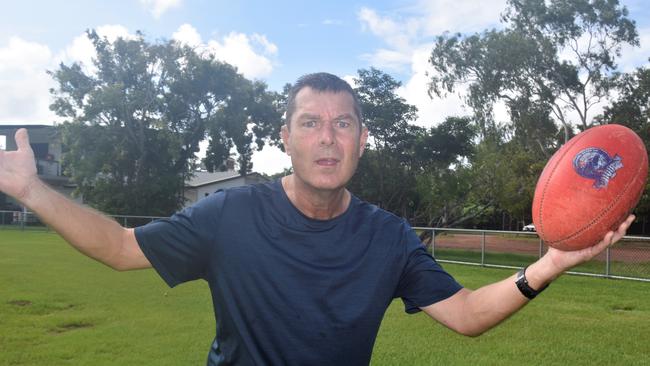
[0,128,38,202]
[0,128,151,271]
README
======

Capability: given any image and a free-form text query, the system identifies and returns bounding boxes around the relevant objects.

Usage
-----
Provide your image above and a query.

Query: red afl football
[532,124,648,251]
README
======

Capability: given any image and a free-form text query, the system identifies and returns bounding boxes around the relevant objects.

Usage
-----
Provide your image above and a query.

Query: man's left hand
[545,214,636,274]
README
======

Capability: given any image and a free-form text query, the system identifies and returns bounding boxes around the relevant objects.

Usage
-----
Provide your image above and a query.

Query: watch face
[515,268,537,299]
[516,269,526,282]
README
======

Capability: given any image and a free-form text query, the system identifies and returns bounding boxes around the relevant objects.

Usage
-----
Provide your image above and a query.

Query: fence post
[605,246,611,278]
[431,229,435,257]
[481,231,486,266]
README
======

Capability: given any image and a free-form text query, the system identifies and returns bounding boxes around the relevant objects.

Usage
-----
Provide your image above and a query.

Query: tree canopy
[49,30,282,215]
[428,0,638,142]
[348,68,476,224]
[421,0,645,231]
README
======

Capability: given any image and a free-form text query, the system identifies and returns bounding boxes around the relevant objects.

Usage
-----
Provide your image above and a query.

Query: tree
[348,68,420,215]
[428,0,639,143]
[346,68,479,224]
[411,116,480,228]
[599,64,650,132]
[49,30,282,215]
[204,79,284,175]
[598,65,650,229]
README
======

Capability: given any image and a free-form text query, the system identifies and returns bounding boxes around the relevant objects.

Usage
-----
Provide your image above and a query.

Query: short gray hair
[285,72,363,130]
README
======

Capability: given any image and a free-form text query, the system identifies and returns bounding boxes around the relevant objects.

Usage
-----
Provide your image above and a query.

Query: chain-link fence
[414,227,650,282]
[0,210,164,231]
[3,210,649,282]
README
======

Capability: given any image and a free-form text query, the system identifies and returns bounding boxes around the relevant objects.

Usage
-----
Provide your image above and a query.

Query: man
[0,73,633,365]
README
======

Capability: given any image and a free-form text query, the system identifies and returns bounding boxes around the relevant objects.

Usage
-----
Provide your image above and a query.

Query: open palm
[0,129,38,201]
[545,214,635,273]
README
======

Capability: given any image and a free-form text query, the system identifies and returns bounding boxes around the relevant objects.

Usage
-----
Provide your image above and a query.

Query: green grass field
[2,231,650,365]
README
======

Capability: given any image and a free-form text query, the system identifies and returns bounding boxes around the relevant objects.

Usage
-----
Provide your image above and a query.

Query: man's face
[282,87,368,192]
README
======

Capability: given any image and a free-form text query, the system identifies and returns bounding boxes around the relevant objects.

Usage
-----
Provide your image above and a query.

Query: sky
[1,0,649,175]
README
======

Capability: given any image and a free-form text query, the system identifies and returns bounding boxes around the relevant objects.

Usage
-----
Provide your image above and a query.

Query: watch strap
[515,266,548,300]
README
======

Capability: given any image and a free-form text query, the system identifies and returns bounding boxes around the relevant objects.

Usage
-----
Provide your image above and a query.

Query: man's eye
[336,120,351,128]
[302,120,317,128]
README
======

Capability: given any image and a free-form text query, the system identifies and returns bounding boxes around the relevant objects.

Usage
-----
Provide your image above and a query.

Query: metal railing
[0,210,164,231]
[2,210,649,282]
[413,227,650,282]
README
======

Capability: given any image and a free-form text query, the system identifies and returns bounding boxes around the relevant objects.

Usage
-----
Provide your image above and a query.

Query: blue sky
[1,0,648,174]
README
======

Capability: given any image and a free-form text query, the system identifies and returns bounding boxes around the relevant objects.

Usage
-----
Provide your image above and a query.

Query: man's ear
[358,127,369,157]
[281,125,291,156]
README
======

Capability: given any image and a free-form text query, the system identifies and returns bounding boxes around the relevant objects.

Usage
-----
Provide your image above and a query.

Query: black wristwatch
[515,266,548,300]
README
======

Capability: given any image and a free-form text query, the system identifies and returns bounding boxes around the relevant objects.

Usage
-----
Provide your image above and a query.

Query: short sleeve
[394,225,463,314]
[134,191,225,287]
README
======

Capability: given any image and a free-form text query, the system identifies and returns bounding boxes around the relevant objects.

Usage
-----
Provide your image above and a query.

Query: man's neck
[281,175,350,220]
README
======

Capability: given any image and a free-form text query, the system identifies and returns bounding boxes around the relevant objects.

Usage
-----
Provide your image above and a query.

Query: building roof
[0,124,56,130]
[0,122,57,133]
[0,125,59,139]
[186,170,268,188]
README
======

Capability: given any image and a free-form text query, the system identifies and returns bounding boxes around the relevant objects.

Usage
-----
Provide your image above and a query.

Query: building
[184,170,269,207]
[0,124,270,211]
[0,124,79,210]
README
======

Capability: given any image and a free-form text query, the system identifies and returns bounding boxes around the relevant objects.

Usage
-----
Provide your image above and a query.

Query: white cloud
[0,26,138,125]
[359,7,417,51]
[360,48,412,72]
[0,22,278,134]
[140,0,182,19]
[58,25,135,75]
[322,19,343,26]
[618,27,650,72]
[396,45,469,128]
[0,37,58,124]
[251,34,278,55]
[172,23,203,47]
[359,8,402,42]
[0,37,52,75]
[60,33,96,70]
[206,32,277,78]
[173,24,278,79]
[415,0,506,35]
[358,1,505,71]
[342,75,357,88]
[94,25,134,43]
[252,145,292,175]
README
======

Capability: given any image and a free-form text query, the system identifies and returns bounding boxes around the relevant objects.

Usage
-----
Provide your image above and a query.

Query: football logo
[573,147,623,189]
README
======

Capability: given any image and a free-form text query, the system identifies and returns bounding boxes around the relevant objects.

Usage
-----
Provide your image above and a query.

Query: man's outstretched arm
[0,128,150,271]
[421,215,634,336]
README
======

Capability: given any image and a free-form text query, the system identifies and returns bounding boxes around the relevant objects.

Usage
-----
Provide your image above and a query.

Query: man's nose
[319,123,335,146]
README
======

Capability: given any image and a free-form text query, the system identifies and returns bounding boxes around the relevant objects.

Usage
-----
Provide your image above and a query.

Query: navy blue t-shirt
[135,180,462,365]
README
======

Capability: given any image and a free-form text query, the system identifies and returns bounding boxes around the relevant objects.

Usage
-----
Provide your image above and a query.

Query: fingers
[590,230,615,255]
[610,214,635,243]
[15,128,31,151]
[602,215,636,249]
[551,216,634,269]
[621,214,636,231]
